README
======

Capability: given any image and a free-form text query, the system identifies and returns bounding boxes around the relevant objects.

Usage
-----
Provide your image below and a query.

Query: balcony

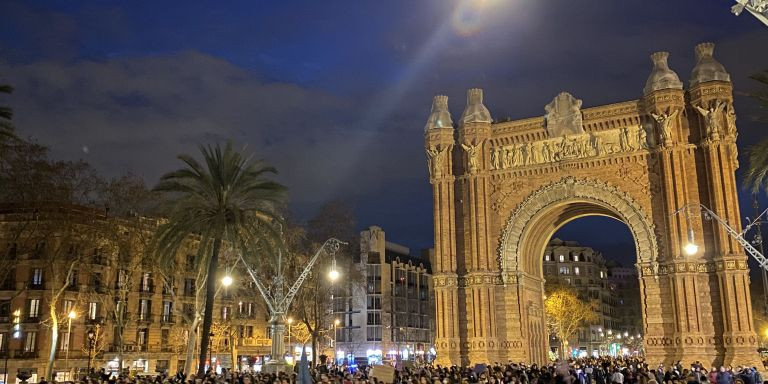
[160,314,174,324]
[0,316,9,323]
[139,285,155,294]
[24,316,40,323]
[86,316,105,325]
[136,313,153,323]
[28,283,44,290]
[13,350,38,359]
[238,337,271,347]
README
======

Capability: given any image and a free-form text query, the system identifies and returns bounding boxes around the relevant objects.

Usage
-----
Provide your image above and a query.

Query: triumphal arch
[424,43,760,366]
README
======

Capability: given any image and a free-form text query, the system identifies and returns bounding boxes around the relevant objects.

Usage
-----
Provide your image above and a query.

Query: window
[88,302,98,320]
[367,295,381,310]
[184,279,195,296]
[31,269,43,286]
[367,312,381,325]
[162,301,172,322]
[222,306,230,321]
[24,331,37,352]
[91,273,102,290]
[63,300,74,316]
[558,254,565,262]
[138,299,151,321]
[366,326,382,341]
[574,267,580,275]
[559,266,570,275]
[161,330,170,348]
[67,270,78,288]
[116,269,128,289]
[600,271,605,279]
[0,332,6,351]
[59,331,70,351]
[544,253,551,261]
[573,254,580,262]
[366,265,381,294]
[28,299,40,319]
[140,273,152,292]
[137,329,148,351]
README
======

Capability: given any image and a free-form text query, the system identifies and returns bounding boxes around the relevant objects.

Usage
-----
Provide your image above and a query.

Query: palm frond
[745,138,768,193]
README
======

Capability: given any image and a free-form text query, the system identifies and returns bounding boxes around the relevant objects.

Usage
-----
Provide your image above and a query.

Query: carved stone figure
[520,143,530,166]
[461,142,481,174]
[620,127,635,152]
[426,146,447,178]
[503,147,513,168]
[592,135,604,156]
[638,125,649,149]
[650,108,680,147]
[542,142,553,163]
[490,147,500,170]
[529,143,540,164]
[694,101,726,141]
[725,105,737,138]
[544,92,584,137]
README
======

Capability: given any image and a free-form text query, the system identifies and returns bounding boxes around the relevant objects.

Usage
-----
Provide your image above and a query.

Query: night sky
[1,1,768,264]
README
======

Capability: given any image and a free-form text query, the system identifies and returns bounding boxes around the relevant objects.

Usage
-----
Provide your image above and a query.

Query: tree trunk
[197,237,221,376]
[311,333,317,369]
[184,318,200,377]
[46,304,59,381]
[229,329,237,371]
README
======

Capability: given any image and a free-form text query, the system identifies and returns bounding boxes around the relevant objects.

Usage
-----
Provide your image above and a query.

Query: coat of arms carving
[544,92,584,137]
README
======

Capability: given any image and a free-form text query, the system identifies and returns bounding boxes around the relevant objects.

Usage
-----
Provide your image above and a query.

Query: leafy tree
[288,200,360,364]
[544,287,598,359]
[744,69,768,193]
[152,142,286,376]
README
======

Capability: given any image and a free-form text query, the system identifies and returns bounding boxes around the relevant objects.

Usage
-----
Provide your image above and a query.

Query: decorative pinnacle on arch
[424,95,453,132]
[690,42,730,87]
[460,88,492,126]
[643,51,683,95]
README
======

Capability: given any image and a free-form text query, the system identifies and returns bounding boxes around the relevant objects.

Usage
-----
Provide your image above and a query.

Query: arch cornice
[498,176,659,285]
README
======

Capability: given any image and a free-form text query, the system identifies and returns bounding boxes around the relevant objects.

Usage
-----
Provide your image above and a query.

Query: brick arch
[498,176,659,281]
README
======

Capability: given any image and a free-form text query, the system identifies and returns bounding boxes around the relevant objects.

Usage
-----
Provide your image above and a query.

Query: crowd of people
[41,357,766,384]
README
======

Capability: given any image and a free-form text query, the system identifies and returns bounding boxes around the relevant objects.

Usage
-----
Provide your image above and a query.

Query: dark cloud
[0,51,427,212]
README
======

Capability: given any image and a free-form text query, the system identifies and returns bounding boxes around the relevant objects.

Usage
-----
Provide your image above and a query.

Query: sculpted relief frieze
[490,125,651,171]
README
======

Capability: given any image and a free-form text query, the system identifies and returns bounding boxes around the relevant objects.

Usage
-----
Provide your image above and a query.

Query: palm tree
[0,83,16,141]
[153,142,287,376]
[745,69,768,192]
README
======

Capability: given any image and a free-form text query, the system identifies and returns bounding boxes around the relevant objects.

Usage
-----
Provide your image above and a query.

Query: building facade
[333,226,434,366]
[0,205,271,383]
[542,239,642,357]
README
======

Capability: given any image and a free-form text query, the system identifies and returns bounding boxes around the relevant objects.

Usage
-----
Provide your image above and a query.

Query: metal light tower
[732,0,768,26]
[240,238,344,372]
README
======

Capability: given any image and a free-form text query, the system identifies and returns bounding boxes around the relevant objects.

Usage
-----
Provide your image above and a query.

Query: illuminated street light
[221,275,233,287]
[328,259,340,282]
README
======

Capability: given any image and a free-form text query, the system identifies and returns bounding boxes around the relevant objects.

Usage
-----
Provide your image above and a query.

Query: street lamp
[66,311,76,380]
[333,319,340,365]
[239,238,345,372]
[86,329,96,376]
[3,309,20,384]
[221,275,233,288]
[328,259,340,282]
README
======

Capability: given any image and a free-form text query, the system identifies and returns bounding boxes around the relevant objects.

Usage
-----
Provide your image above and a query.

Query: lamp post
[66,311,76,380]
[239,238,345,372]
[3,309,19,384]
[286,317,293,361]
[333,318,340,362]
[86,329,96,376]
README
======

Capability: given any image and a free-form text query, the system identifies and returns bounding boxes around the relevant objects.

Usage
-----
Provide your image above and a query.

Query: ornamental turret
[643,51,683,95]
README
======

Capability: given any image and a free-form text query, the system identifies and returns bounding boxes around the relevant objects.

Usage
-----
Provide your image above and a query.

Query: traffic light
[12,309,21,338]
